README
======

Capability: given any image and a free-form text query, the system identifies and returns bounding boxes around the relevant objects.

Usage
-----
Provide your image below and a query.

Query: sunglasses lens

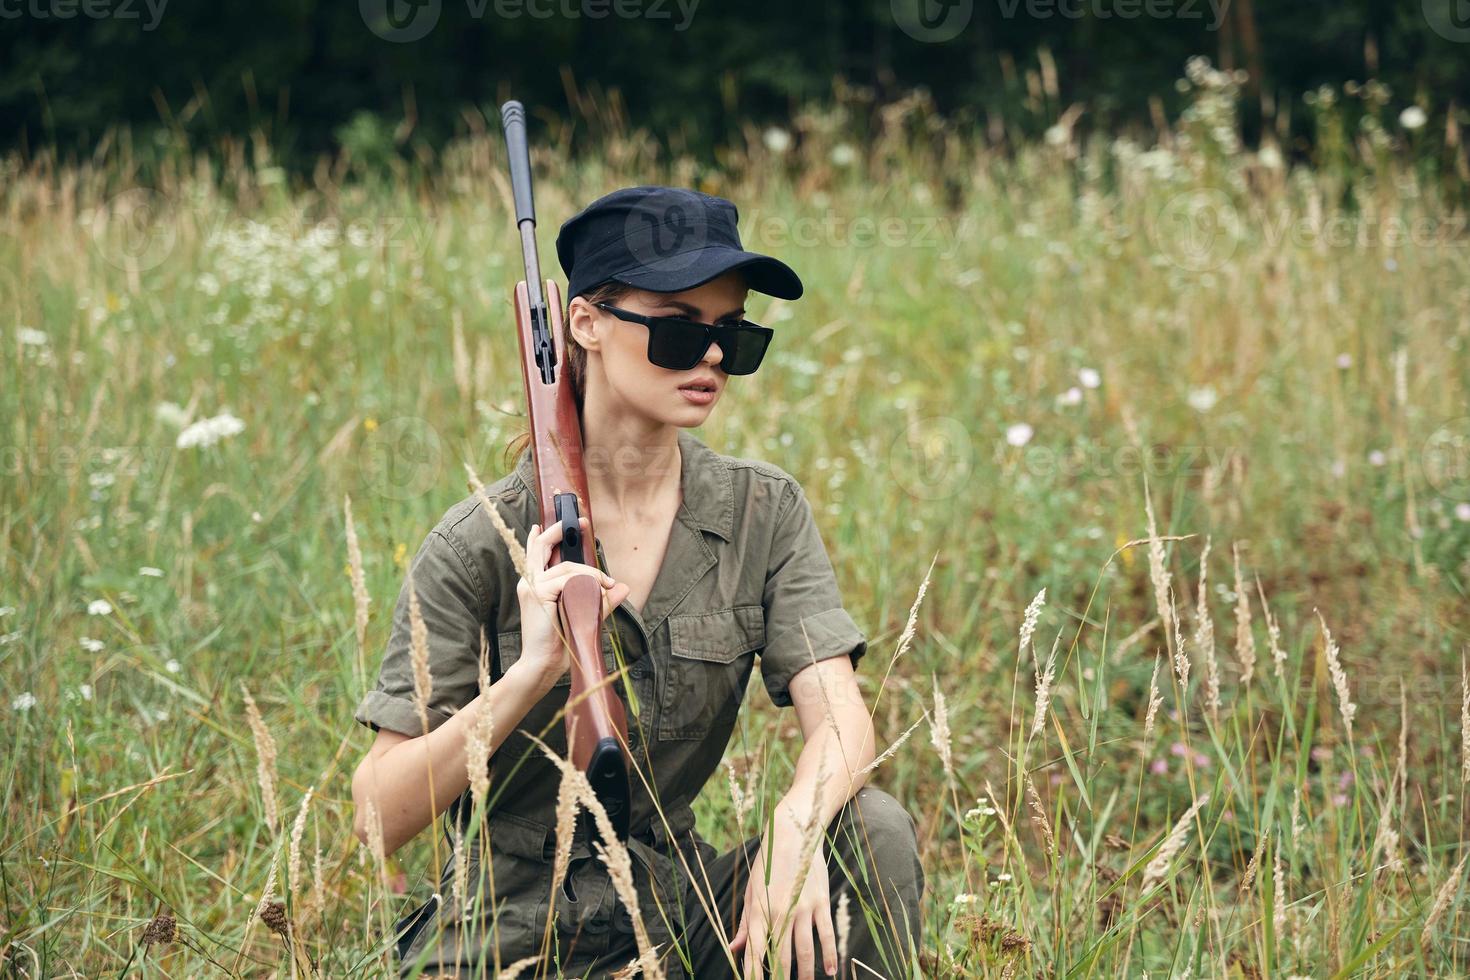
[717,325,771,375]
[647,319,709,371]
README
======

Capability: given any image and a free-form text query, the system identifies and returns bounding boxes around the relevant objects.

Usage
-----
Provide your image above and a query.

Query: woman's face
[569,270,751,428]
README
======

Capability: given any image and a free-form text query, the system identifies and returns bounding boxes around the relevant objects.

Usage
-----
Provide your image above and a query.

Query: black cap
[555,185,803,302]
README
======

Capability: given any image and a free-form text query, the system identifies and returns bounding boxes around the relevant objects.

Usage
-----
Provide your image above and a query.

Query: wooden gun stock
[502,101,631,842]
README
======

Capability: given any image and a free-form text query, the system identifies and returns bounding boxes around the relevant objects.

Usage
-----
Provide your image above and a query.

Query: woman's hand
[730,808,838,979]
[516,517,631,689]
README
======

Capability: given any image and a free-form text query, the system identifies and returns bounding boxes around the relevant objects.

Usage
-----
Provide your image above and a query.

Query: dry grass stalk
[1024,773,1055,853]
[1461,652,1470,784]
[1113,617,1159,661]
[1141,794,1209,890]
[253,848,282,929]
[240,683,280,833]
[1272,846,1287,935]
[1031,631,1059,739]
[1019,587,1046,660]
[1193,535,1220,717]
[452,822,471,918]
[1254,572,1287,679]
[466,628,494,811]
[1314,609,1356,738]
[474,335,493,404]
[724,758,760,826]
[499,956,544,980]
[451,309,472,405]
[1169,588,1189,696]
[549,756,579,910]
[835,890,851,966]
[1144,655,1165,742]
[343,494,370,674]
[287,785,314,908]
[1143,479,1174,644]
[529,738,665,980]
[1239,827,1268,896]
[893,557,933,662]
[1231,543,1256,687]
[1420,852,1468,955]
[407,573,433,735]
[856,716,923,777]
[311,821,325,922]
[930,676,954,784]
[363,799,390,891]
[785,752,833,918]
[464,462,530,580]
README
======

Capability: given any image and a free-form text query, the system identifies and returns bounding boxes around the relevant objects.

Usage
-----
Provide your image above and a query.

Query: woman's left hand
[729,808,838,979]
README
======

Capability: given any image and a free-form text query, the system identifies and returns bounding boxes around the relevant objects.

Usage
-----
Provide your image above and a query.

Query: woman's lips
[678,387,716,405]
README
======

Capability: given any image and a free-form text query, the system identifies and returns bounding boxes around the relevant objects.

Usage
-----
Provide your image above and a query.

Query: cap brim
[612,245,804,301]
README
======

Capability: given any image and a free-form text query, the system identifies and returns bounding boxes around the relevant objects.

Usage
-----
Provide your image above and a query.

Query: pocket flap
[668,605,765,663]
[496,630,571,688]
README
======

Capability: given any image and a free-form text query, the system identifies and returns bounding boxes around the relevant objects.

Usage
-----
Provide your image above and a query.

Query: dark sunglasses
[593,303,775,376]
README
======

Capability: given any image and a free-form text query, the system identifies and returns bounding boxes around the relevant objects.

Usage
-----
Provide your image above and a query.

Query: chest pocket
[495,629,573,688]
[658,605,765,740]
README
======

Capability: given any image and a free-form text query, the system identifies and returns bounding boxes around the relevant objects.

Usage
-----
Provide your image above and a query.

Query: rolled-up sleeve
[759,481,868,708]
[354,525,488,736]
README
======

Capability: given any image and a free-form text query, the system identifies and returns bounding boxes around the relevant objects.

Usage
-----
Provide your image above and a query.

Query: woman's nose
[701,340,724,366]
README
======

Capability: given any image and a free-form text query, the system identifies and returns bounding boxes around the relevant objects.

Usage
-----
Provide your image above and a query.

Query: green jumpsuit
[355,429,925,978]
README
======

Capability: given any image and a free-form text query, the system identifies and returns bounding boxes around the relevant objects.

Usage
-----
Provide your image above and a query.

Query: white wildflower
[139,566,164,577]
[79,683,94,701]
[1398,106,1427,131]
[1005,422,1034,447]
[17,327,49,346]
[154,401,193,428]
[12,692,37,711]
[87,599,113,616]
[177,411,246,450]
[80,637,104,652]
[1078,367,1101,388]
[830,143,858,167]
[762,127,793,154]
[1187,385,1218,413]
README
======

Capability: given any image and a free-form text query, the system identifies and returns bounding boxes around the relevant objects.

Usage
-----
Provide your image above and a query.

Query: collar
[512,427,734,542]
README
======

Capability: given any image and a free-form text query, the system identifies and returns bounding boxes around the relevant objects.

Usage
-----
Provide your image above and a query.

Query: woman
[351,186,924,979]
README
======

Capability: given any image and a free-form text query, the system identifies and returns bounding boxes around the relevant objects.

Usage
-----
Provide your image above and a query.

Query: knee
[830,787,921,881]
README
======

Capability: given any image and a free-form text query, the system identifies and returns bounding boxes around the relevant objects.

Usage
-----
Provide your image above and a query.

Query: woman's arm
[350,656,560,857]
[351,517,628,857]
[779,653,877,828]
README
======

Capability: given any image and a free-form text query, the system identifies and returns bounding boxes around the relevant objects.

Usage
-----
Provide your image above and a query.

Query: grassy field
[4,60,1470,977]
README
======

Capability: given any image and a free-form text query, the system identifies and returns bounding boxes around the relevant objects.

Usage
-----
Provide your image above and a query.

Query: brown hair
[502,280,632,471]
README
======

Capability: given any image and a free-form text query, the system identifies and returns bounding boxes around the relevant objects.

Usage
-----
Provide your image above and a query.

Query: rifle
[499,100,632,843]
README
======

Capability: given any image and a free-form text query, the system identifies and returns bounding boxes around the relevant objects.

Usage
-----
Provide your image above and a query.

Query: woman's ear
[567,297,600,351]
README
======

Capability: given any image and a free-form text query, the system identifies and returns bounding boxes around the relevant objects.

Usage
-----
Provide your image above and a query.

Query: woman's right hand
[515,517,631,689]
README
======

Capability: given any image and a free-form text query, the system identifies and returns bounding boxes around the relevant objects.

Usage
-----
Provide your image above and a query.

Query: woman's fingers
[791,911,817,980]
[777,914,799,980]
[814,903,838,977]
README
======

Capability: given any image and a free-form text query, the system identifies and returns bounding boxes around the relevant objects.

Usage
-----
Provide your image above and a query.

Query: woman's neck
[578,397,682,522]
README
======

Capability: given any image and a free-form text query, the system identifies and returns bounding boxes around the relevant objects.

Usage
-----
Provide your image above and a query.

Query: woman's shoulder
[417,462,537,585]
